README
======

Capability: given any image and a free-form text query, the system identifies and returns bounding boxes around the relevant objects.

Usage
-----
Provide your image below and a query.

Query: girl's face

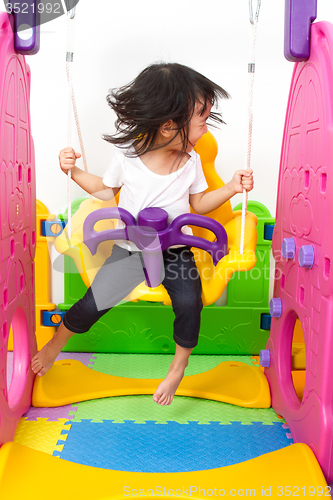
[186,102,212,152]
[160,101,212,154]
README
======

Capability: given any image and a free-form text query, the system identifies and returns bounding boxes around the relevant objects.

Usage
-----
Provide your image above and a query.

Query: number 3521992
[276,486,331,496]
[5,3,62,14]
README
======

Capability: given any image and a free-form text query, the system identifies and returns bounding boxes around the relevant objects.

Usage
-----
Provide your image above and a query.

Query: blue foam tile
[56,420,293,472]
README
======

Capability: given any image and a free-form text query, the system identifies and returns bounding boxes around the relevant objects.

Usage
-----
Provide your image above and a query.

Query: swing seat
[54,132,257,306]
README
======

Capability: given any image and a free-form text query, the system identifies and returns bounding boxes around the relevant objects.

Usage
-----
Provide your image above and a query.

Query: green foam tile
[89,353,254,378]
[70,395,283,425]
[68,354,280,425]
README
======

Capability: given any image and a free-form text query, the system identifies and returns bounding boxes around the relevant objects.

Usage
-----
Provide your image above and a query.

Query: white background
[25,0,333,303]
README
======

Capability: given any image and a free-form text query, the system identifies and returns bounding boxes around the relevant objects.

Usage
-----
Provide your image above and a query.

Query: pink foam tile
[23,405,78,421]
[55,352,96,366]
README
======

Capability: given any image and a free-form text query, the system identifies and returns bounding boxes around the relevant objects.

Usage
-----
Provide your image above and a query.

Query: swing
[54,8,258,307]
[55,131,258,306]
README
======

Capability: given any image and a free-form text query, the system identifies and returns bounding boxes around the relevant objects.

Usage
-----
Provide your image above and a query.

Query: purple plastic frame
[13,1,40,55]
[284,0,317,62]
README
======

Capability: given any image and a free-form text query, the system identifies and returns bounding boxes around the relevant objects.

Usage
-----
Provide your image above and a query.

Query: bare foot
[153,364,185,405]
[31,323,75,376]
[31,339,60,377]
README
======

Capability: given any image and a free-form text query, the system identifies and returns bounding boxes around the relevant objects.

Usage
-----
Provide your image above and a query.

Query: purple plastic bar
[14,1,40,55]
[83,207,228,288]
[298,244,315,269]
[259,349,271,368]
[284,0,317,62]
[282,237,295,259]
[269,298,282,318]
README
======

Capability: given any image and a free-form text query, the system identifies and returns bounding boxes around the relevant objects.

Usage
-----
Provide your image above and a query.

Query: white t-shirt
[102,145,208,251]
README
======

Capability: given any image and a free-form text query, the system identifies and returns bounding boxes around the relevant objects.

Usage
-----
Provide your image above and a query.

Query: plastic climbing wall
[265,21,333,483]
[0,12,36,446]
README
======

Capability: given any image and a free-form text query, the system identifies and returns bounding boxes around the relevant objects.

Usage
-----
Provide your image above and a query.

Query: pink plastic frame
[266,21,333,483]
[0,12,37,446]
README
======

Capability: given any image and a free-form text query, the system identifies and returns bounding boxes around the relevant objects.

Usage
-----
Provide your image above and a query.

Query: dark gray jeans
[63,244,203,348]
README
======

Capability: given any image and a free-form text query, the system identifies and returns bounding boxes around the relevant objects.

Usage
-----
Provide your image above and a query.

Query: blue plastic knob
[269,298,282,318]
[282,238,295,259]
[259,349,271,368]
[298,245,314,269]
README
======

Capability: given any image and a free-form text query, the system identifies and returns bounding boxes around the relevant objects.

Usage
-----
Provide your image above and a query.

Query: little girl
[31,63,253,405]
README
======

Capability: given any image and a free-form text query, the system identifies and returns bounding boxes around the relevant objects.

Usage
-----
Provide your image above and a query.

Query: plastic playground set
[1,0,333,498]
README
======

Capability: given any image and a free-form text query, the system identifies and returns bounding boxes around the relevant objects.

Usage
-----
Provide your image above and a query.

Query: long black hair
[103,62,230,157]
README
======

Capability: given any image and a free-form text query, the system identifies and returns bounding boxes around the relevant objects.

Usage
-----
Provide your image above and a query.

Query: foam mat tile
[71,395,283,425]
[13,418,71,455]
[90,353,254,378]
[14,352,285,473]
[24,404,78,422]
[57,352,95,366]
[54,420,293,472]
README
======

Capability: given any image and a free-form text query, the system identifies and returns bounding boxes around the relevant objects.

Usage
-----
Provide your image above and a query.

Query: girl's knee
[173,293,203,315]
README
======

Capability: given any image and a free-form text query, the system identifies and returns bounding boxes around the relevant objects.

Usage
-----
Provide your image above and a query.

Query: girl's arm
[59,147,120,201]
[189,169,254,215]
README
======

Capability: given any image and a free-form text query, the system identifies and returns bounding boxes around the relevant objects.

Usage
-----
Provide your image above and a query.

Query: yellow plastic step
[32,359,271,408]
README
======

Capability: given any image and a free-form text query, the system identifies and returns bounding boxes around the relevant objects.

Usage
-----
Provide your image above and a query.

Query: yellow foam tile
[32,359,271,408]
[13,418,71,455]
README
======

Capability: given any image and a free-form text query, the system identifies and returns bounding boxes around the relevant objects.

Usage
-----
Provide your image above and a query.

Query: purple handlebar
[83,207,228,288]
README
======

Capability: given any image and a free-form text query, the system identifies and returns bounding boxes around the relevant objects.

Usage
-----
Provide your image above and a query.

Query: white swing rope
[240,0,261,255]
[65,6,91,240]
